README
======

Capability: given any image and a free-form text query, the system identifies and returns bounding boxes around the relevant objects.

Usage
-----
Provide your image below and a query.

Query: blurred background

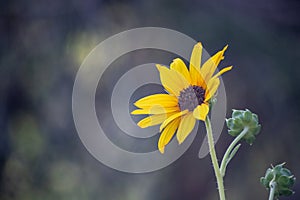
[1,0,300,199]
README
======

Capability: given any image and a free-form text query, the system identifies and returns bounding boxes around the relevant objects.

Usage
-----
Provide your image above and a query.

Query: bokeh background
[1,0,300,199]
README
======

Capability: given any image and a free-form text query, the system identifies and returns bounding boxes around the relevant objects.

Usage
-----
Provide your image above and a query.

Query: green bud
[243,109,252,123]
[278,175,291,187]
[260,163,296,199]
[280,188,294,196]
[226,109,261,144]
[228,130,240,137]
[232,109,243,118]
[209,97,217,110]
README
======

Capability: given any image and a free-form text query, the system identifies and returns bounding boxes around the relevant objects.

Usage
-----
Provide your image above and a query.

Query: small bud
[260,163,296,199]
[226,109,261,144]
[209,97,217,110]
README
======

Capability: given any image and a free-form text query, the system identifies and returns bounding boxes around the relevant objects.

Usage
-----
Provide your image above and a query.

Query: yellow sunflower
[131,43,232,153]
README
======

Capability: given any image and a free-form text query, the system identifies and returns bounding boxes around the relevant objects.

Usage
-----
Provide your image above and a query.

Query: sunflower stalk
[220,126,249,177]
[223,143,241,173]
[205,117,226,200]
[268,180,277,200]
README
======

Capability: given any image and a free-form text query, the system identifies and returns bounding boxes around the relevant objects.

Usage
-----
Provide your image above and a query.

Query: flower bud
[226,109,261,144]
[260,163,296,198]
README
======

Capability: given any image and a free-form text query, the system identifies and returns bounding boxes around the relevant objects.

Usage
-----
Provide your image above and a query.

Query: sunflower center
[178,85,205,111]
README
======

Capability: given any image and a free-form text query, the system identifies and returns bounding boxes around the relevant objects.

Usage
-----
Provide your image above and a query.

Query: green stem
[220,127,249,176]
[268,180,277,200]
[205,117,226,200]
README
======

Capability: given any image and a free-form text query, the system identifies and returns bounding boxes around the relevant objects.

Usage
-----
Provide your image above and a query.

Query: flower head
[131,43,232,153]
[226,109,261,144]
[260,163,296,198]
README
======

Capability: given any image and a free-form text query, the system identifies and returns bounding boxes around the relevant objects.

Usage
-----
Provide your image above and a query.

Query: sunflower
[131,43,232,153]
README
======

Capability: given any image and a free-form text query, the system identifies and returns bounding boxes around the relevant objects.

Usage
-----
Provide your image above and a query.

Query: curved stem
[268,180,277,200]
[205,117,226,200]
[220,127,249,176]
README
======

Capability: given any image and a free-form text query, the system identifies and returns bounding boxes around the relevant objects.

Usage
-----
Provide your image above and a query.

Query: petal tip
[155,64,163,70]
[196,42,203,47]
[137,121,147,128]
[159,125,164,132]
[133,102,138,107]
[176,133,185,144]
[172,58,181,62]
[158,147,165,154]
[223,44,229,51]
[178,139,183,145]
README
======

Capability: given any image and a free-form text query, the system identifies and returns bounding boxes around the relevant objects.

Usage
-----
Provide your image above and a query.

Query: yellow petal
[159,110,189,132]
[156,64,190,96]
[137,112,175,128]
[176,113,196,144]
[134,94,178,108]
[193,103,209,121]
[170,58,191,83]
[189,65,206,87]
[189,43,205,86]
[205,78,220,101]
[190,42,202,70]
[158,118,180,153]
[131,105,179,115]
[211,66,233,80]
[201,45,228,83]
